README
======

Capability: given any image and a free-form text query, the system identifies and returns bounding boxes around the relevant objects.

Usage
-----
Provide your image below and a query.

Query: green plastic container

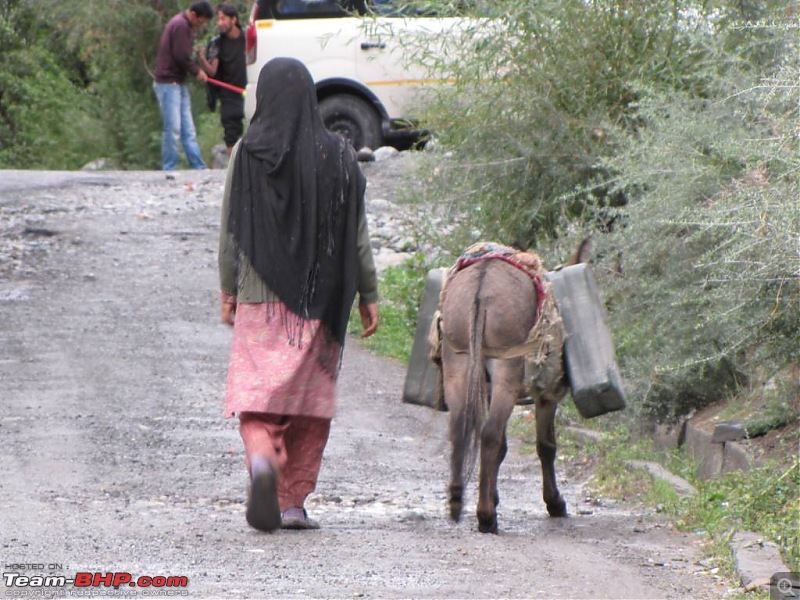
[402,268,447,411]
[545,264,626,418]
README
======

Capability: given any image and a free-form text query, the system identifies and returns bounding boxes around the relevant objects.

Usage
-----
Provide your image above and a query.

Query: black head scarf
[228,58,365,369]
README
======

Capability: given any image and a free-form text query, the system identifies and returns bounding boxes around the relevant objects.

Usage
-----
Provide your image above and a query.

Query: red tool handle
[207,77,246,95]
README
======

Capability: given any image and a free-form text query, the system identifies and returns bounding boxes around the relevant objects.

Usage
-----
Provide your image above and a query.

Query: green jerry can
[545,263,626,418]
[402,268,447,411]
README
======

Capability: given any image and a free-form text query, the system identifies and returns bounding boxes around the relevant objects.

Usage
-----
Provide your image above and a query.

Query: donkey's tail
[464,293,487,480]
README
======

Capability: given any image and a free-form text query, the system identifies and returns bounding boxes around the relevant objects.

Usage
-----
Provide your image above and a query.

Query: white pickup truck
[244,0,468,149]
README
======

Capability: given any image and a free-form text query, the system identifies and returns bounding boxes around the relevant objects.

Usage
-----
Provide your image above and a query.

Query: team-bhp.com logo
[3,571,189,596]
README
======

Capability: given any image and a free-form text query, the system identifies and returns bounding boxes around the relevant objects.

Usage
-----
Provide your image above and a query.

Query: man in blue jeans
[153,2,213,170]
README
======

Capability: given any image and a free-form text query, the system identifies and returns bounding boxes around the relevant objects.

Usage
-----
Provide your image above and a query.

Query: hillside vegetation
[408,0,798,426]
[0,0,223,169]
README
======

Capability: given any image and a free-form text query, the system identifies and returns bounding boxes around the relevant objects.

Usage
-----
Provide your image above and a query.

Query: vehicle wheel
[318,94,382,150]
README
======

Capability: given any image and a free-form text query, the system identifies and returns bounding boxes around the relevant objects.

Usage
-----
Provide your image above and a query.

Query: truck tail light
[246,4,258,65]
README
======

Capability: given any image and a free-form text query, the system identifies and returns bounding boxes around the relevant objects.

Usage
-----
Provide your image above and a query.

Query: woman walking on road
[218,58,380,532]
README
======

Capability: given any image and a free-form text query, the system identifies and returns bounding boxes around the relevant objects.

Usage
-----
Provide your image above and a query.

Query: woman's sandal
[281,507,320,530]
[246,458,281,532]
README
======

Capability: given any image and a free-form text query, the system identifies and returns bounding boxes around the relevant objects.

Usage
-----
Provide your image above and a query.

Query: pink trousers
[238,411,331,511]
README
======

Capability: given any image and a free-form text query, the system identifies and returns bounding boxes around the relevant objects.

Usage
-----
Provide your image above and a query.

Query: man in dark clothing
[153,1,214,170]
[197,3,248,155]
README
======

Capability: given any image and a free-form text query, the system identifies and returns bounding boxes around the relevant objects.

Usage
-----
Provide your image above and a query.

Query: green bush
[412,0,787,245]
[405,0,798,423]
[599,82,799,421]
[0,0,229,169]
[0,2,104,168]
[677,459,800,571]
[349,255,428,362]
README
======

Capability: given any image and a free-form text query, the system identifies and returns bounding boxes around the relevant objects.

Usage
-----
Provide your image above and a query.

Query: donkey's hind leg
[477,358,523,533]
[443,346,470,523]
[535,396,568,517]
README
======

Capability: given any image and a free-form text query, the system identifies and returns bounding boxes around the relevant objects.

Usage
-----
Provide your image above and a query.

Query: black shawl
[227,58,365,366]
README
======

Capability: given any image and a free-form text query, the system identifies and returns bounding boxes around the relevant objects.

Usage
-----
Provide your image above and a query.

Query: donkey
[439,240,591,534]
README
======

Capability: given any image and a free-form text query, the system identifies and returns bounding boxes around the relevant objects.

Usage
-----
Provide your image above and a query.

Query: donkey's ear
[510,239,527,252]
[566,236,593,266]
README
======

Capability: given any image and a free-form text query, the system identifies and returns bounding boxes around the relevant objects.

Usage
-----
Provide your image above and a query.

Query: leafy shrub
[0,0,231,169]
[349,255,428,362]
[412,0,787,245]
[599,80,799,421]
[404,0,797,423]
[676,459,800,571]
[0,2,104,168]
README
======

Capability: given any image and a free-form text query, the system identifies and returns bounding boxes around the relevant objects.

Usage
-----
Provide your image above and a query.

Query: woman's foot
[246,456,281,532]
[281,506,320,530]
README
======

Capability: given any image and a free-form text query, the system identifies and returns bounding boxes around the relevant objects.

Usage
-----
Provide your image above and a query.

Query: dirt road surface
[0,168,729,599]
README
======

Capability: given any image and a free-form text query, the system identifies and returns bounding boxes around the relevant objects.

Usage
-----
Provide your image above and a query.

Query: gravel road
[0,165,729,599]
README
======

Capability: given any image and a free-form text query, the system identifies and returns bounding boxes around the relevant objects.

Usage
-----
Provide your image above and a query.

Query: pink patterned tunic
[223,302,340,420]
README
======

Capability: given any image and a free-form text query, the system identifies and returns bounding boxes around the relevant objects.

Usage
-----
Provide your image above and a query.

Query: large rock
[712,421,747,443]
[373,146,399,162]
[684,421,723,479]
[731,531,791,592]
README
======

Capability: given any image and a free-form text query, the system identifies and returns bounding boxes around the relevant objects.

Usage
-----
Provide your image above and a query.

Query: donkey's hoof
[546,497,568,518]
[449,484,463,523]
[449,502,462,523]
[478,516,498,534]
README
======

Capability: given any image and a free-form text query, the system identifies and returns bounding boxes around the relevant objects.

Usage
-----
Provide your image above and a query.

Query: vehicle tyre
[318,94,382,150]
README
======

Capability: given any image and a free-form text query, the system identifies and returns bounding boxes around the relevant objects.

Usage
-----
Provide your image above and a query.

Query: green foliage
[578,427,799,575]
[582,427,666,502]
[599,80,799,421]
[412,0,789,247]
[0,0,105,168]
[349,255,428,362]
[55,0,185,169]
[677,459,800,571]
[744,399,799,438]
[0,0,226,169]
[404,0,798,423]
